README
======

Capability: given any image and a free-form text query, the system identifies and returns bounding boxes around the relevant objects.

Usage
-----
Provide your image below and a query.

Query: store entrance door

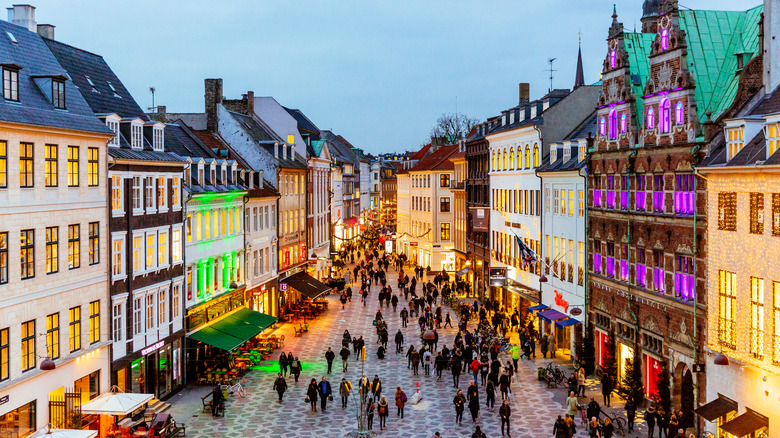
[145,354,157,396]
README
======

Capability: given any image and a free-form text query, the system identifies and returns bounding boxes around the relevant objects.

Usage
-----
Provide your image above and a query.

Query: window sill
[112,211,125,218]
[112,274,127,283]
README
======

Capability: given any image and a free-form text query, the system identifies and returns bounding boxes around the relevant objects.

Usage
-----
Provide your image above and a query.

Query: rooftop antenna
[547,58,557,92]
[149,87,155,111]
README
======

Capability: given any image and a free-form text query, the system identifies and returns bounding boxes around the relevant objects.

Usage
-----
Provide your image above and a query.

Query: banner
[471,207,490,232]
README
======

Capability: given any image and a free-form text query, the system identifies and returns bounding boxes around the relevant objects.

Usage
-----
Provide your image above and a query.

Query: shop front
[0,400,36,437]
[113,336,184,401]
[440,251,456,273]
[246,278,279,318]
[504,277,541,331]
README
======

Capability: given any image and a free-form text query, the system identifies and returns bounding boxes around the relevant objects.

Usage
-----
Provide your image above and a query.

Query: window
[158,290,167,325]
[69,306,81,352]
[636,248,647,287]
[20,229,34,279]
[554,189,559,213]
[144,176,154,210]
[186,215,192,242]
[19,142,33,188]
[653,250,665,293]
[609,110,618,140]
[133,297,143,336]
[87,148,98,186]
[45,144,58,187]
[773,193,780,237]
[171,229,182,263]
[146,233,156,270]
[579,191,585,217]
[171,177,180,209]
[635,175,647,212]
[660,29,669,51]
[0,232,7,284]
[111,175,123,214]
[21,320,35,371]
[441,223,451,241]
[751,277,765,359]
[68,224,80,269]
[606,176,616,209]
[196,212,202,240]
[107,119,120,147]
[718,192,737,231]
[606,242,615,278]
[674,255,694,300]
[132,176,142,212]
[727,127,744,160]
[112,303,123,342]
[146,294,155,330]
[599,117,606,137]
[0,328,8,381]
[647,107,655,130]
[620,114,627,133]
[153,127,164,151]
[157,176,167,210]
[440,197,451,212]
[440,174,450,187]
[660,99,671,133]
[0,140,6,188]
[89,301,100,344]
[609,50,617,69]
[2,67,19,101]
[172,284,181,320]
[653,174,665,213]
[85,222,99,265]
[158,231,168,267]
[675,102,684,125]
[131,124,143,149]
[773,282,780,364]
[593,240,602,274]
[675,174,694,215]
[568,190,575,215]
[534,144,540,167]
[132,235,142,272]
[46,313,60,360]
[111,236,124,278]
[67,146,79,187]
[750,192,764,235]
[52,79,65,109]
[619,244,629,282]
[46,226,58,274]
[545,188,551,212]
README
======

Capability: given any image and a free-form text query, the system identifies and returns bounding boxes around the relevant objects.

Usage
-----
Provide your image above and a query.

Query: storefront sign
[554,290,569,313]
[0,395,8,406]
[280,283,288,291]
[692,363,705,373]
[471,207,490,232]
[142,341,165,356]
[385,240,393,254]
[489,267,507,287]
[252,284,267,296]
[570,308,583,316]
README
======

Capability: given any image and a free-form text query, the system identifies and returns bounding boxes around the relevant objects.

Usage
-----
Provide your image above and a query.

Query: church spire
[574,34,585,89]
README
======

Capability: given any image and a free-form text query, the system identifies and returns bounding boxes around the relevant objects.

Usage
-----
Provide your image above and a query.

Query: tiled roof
[248,179,280,198]
[623,32,655,127]
[0,20,111,135]
[410,144,431,161]
[165,122,220,160]
[283,107,320,136]
[229,111,281,143]
[409,144,458,172]
[226,111,306,170]
[750,85,780,116]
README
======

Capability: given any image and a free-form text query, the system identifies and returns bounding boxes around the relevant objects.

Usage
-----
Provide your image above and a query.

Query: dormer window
[2,67,19,101]
[768,122,779,158]
[211,168,216,184]
[232,169,237,184]
[736,54,745,70]
[152,126,164,151]
[550,147,557,163]
[578,144,585,162]
[52,79,66,109]
[105,116,120,147]
[85,75,99,93]
[660,30,669,51]
[563,147,571,162]
[198,165,204,186]
[222,169,227,184]
[727,127,744,160]
[609,50,617,69]
[131,124,143,149]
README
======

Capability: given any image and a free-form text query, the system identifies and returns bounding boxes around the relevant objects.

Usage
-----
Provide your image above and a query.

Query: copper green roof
[622,32,656,127]
[678,5,763,120]
[311,139,327,157]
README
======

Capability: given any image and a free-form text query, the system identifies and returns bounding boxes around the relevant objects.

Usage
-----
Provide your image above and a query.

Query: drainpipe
[626,149,640,345]
[690,143,703,435]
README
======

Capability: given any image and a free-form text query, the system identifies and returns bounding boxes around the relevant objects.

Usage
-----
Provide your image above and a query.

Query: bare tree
[429,112,480,145]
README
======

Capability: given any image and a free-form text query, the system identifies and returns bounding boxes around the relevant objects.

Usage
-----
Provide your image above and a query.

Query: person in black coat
[395,330,404,353]
[211,385,224,417]
[325,347,335,373]
[450,356,463,388]
[601,373,614,407]
[272,373,287,402]
[318,377,332,411]
[453,390,466,425]
[467,381,480,423]
[586,397,601,421]
[553,415,568,438]
[307,379,319,412]
[499,399,511,437]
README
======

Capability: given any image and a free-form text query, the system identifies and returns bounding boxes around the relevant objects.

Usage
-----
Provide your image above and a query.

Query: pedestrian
[672,429,686,438]
[340,292,347,310]
[394,386,406,419]
[509,344,519,372]
[471,425,486,438]
[377,396,389,430]
[451,355,462,388]
[499,372,511,400]
[435,352,447,381]
[668,412,679,437]
[586,397,601,422]
[366,398,375,431]
[273,373,287,402]
[479,356,489,386]
[339,378,352,408]
[395,329,404,354]
[340,345,351,372]
[279,351,288,377]
[470,357,480,383]
[657,407,668,438]
[211,385,224,417]
[423,349,432,376]
[540,332,549,358]
[400,307,409,327]
[499,399,511,437]
[307,379,319,412]
[467,381,480,423]
[406,345,415,368]
[601,373,613,407]
[566,391,579,418]
[325,347,335,374]
[578,366,587,397]
[602,417,615,438]
[318,377,332,411]
[453,390,466,425]
[625,397,637,432]
[646,405,657,438]
[289,356,302,383]
[359,374,370,403]
[565,414,577,437]
[371,375,382,400]
[553,415,568,438]
[589,417,601,438]
[485,378,496,410]
[411,349,420,375]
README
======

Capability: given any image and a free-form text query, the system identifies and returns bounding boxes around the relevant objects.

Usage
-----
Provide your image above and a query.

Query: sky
[13,0,762,154]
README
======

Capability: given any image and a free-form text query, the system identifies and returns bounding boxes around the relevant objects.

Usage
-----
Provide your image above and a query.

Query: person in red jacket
[470,358,480,383]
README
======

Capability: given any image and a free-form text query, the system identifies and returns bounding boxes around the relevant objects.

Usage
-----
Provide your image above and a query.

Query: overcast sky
[17,0,762,154]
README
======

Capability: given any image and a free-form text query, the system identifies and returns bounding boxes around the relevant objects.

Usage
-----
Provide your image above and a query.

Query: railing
[451,181,465,189]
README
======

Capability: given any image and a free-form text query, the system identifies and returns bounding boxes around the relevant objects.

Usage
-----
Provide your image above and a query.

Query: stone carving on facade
[658,63,673,90]
[654,240,664,250]
[637,237,645,247]
[595,297,609,313]
[617,307,633,323]
[644,316,660,335]
[672,318,694,346]
[608,80,619,103]
[676,243,693,255]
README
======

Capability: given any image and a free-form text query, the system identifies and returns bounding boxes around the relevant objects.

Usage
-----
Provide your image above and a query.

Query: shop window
[0,400,35,437]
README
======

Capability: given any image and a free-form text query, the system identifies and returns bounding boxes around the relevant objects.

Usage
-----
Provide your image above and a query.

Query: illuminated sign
[554,290,569,313]
[280,283,288,291]
[489,267,507,287]
[142,341,165,356]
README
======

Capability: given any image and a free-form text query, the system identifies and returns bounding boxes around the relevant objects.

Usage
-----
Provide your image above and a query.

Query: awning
[283,271,332,299]
[555,317,582,328]
[537,309,568,323]
[211,309,265,341]
[332,260,345,267]
[455,267,471,278]
[694,395,738,422]
[79,387,154,415]
[238,308,278,331]
[527,304,549,312]
[719,408,768,437]
[189,326,244,352]
[29,425,98,438]
[343,217,359,226]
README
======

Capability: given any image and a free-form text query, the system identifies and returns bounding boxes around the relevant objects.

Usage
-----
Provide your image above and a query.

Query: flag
[513,232,538,264]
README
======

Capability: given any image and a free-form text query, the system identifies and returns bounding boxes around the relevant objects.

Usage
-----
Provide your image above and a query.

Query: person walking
[371,375,383,400]
[453,390,466,425]
[339,378,352,409]
[499,399,511,437]
[467,381,480,423]
[566,391,579,418]
[318,377,332,411]
[540,332,549,358]
[400,307,409,327]
[646,405,657,438]
[451,355,462,388]
[586,397,601,422]
[444,311,453,328]
[325,347,335,374]
[307,379,319,412]
[211,385,224,417]
[498,372,511,400]
[509,344,519,373]
[377,396,389,430]
[289,356,301,383]
[435,352,447,381]
[553,415,569,438]
[411,349,420,376]
[423,349,432,376]
[471,425,486,438]
[279,352,288,377]
[273,373,287,402]
[358,374,370,403]
[625,397,637,433]
[479,356,489,386]
[340,345,351,372]
[589,417,601,438]
[485,379,496,410]
[366,398,375,431]
[395,330,404,354]
[657,407,668,438]
[601,373,613,407]
[470,357,480,383]
[340,292,348,310]
[577,367,587,398]
[602,417,615,438]
[394,386,406,419]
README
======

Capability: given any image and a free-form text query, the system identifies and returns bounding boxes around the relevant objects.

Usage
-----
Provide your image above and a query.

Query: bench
[293,327,304,337]
[200,393,212,413]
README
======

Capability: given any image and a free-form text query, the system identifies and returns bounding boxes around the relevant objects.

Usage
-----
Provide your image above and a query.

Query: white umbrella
[28,424,98,438]
[79,386,154,416]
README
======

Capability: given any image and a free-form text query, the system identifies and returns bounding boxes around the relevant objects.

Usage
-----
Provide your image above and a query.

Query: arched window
[509,148,515,170]
[533,144,540,167]
[620,114,627,133]
[675,102,684,125]
[610,50,617,69]
[600,117,606,137]
[502,149,507,170]
[492,150,496,171]
[660,99,671,133]
[524,146,531,169]
[647,107,655,129]
[660,29,669,51]
[609,110,618,139]
[515,148,520,169]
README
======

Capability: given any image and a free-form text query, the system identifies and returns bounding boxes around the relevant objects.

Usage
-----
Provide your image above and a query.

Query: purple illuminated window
[636,249,647,287]
[674,254,694,300]
[675,174,694,215]
[647,107,655,129]
[653,175,665,213]
[594,189,602,208]
[620,175,629,210]
[620,114,627,133]
[653,250,666,293]
[636,175,647,212]
[620,244,630,282]
[609,110,618,140]
[660,30,669,51]
[606,176,616,209]
[610,50,617,69]
[593,240,602,274]
[600,117,606,136]
[660,99,671,133]
[675,102,684,125]
[606,242,615,278]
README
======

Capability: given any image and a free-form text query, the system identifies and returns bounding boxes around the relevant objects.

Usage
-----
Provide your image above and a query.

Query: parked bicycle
[222,380,247,398]
[544,363,566,387]
[601,407,627,436]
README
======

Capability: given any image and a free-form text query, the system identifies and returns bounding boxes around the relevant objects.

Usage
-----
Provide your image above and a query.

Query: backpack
[400,392,407,403]
[378,405,387,415]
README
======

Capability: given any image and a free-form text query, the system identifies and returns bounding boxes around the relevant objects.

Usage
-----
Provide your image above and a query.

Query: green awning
[211,312,265,341]
[235,308,278,331]
[189,326,244,352]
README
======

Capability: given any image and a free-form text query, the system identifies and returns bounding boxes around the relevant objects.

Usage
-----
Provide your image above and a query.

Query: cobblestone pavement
[169,260,599,438]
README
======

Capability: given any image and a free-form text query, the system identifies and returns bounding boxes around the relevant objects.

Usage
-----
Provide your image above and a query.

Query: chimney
[247,91,255,115]
[205,78,223,133]
[283,143,288,161]
[36,24,54,39]
[518,82,530,105]
[10,5,36,32]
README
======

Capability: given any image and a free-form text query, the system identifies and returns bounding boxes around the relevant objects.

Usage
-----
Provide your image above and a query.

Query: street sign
[692,363,705,373]
[570,308,583,316]
[0,395,8,406]
[280,283,287,291]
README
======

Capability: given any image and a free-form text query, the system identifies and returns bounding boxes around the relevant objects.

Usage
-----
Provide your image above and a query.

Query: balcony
[451,181,465,190]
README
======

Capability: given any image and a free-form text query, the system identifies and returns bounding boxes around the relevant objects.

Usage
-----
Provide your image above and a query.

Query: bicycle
[544,363,565,387]
[222,380,247,397]
[603,407,627,436]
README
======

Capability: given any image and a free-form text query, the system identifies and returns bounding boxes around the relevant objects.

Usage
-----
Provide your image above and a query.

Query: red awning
[343,217,359,226]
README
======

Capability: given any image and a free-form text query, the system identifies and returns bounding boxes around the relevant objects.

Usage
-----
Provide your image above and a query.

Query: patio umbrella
[28,424,98,438]
[79,386,154,416]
